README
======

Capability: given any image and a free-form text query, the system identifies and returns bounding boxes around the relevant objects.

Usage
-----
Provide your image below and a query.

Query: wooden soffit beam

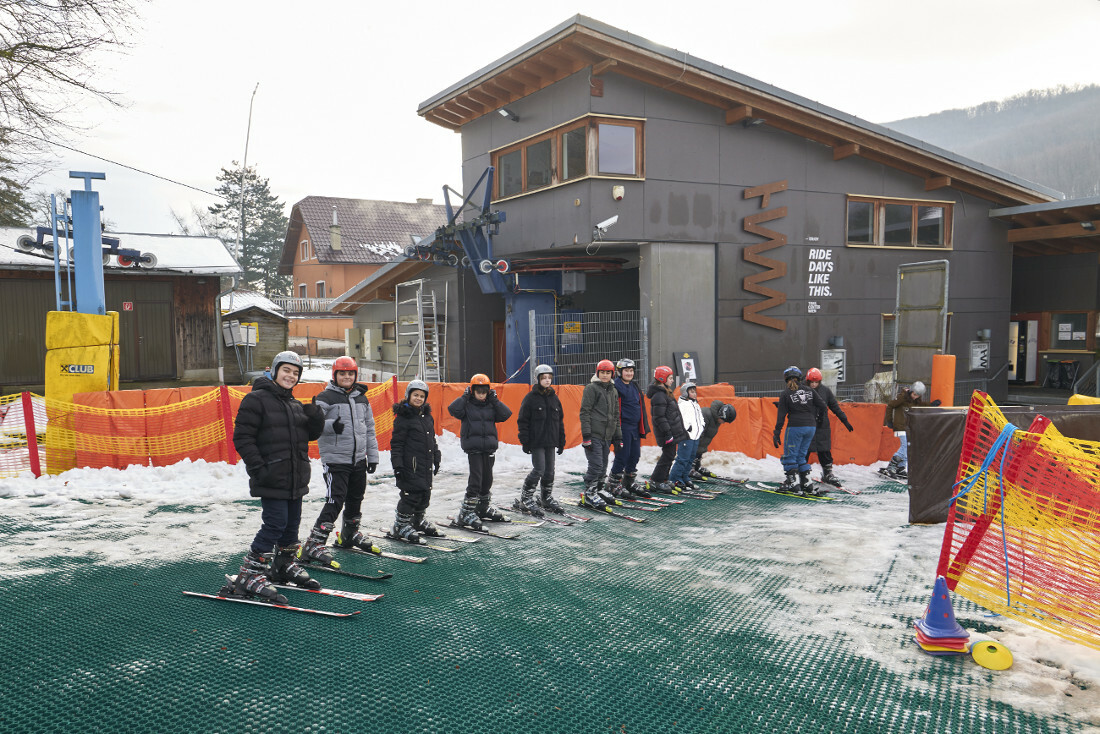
[1006,220,1100,243]
[925,175,951,191]
[832,143,860,160]
[724,105,753,125]
[592,58,618,75]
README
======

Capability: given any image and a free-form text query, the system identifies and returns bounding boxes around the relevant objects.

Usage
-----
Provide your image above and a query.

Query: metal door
[894,260,948,387]
[106,281,175,380]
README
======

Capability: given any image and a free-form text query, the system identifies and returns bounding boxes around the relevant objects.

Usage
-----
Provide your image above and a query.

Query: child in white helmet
[881,381,926,480]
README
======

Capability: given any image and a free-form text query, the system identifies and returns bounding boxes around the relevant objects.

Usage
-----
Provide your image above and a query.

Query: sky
[22,0,1100,235]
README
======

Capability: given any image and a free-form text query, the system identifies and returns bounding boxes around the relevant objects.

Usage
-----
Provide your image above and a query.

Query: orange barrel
[931,354,956,407]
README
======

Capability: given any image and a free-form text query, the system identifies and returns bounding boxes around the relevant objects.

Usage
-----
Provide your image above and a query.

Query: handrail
[1071,359,1100,397]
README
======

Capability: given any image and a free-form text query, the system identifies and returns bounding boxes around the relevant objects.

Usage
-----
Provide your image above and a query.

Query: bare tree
[0,0,138,153]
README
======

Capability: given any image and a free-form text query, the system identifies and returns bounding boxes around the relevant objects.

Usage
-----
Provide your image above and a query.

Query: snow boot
[580,482,608,511]
[297,522,338,568]
[513,483,545,518]
[269,544,320,589]
[335,514,381,554]
[454,496,483,531]
[229,550,287,604]
[391,512,421,543]
[820,465,842,487]
[538,485,565,515]
[778,470,799,493]
[412,513,442,538]
[476,494,508,522]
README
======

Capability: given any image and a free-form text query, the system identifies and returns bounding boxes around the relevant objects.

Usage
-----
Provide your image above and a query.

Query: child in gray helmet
[515,364,567,517]
[390,379,441,542]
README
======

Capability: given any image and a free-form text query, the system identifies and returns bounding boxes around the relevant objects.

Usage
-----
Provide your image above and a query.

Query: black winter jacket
[809,384,851,452]
[390,401,441,495]
[647,382,687,444]
[448,389,513,453]
[697,400,729,454]
[233,376,324,500]
[517,386,566,450]
[774,384,827,438]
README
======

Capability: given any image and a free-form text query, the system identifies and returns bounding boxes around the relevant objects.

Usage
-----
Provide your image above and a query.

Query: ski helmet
[719,404,737,422]
[654,365,674,384]
[783,365,803,382]
[270,351,304,384]
[405,379,429,400]
[596,359,615,373]
[332,355,358,380]
[805,367,822,382]
[910,381,926,397]
[470,373,490,386]
[616,358,636,371]
[534,364,554,381]
[681,381,697,396]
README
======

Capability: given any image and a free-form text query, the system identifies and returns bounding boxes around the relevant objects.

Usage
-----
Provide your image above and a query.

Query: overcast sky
[26,0,1100,235]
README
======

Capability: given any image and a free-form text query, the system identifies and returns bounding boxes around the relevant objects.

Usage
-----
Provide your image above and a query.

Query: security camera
[596,215,619,230]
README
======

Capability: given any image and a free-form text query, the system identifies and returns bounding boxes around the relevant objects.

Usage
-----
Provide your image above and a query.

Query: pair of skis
[183,572,384,618]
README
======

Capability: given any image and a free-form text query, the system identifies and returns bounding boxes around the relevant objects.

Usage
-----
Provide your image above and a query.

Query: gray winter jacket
[579,375,622,443]
[313,381,380,466]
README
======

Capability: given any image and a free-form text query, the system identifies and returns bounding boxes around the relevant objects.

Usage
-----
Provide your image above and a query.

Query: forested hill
[884,84,1100,200]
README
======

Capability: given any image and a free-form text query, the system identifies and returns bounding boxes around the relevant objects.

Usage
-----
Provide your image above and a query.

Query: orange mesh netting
[936,391,1100,651]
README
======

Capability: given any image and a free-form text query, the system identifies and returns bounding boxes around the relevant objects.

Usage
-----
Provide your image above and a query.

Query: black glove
[843,420,854,432]
[367,462,377,474]
[931,399,942,407]
[463,386,471,397]
[394,467,407,481]
[433,460,440,476]
[332,416,345,435]
[773,432,781,448]
[613,440,623,452]
[303,403,322,420]
[582,438,592,448]
[522,445,531,454]
[488,389,498,401]
[557,446,564,455]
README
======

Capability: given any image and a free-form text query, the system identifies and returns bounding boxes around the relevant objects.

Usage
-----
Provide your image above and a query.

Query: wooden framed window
[846,196,952,248]
[490,115,644,201]
[381,321,396,343]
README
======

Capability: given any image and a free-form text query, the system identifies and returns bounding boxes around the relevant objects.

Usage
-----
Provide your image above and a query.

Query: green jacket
[579,375,622,443]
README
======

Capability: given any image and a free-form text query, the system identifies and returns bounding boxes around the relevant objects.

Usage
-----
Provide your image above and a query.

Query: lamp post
[236,82,259,264]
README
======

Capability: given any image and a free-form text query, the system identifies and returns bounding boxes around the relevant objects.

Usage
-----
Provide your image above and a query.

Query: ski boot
[269,544,321,589]
[878,457,905,480]
[538,485,566,515]
[297,522,339,568]
[412,512,443,538]
[594,481,617,506]
[894,466,908,480]
[454,496,483,531]
[778,470,799,493]
[698,467,717,479]
[648,480,678,496]
[626,473,651,498]
[391,512,421,543]
[820,464,843,488]
[610,480,636,502]
[512,483,545,518]
[335,514,382,554]
[688,468,705,481]
[476,494,508,523]
[226,549,287,604]
[798,470,818,496]
[580,482,608,511]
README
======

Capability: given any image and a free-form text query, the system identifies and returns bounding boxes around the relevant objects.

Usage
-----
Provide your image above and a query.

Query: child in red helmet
[646,365,687,494]
[804,367,853,488]
[578,359,622,510]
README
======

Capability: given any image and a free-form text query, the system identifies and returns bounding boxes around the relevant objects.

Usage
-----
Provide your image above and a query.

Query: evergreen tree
[208,163,289,295]
[0,144,35,226]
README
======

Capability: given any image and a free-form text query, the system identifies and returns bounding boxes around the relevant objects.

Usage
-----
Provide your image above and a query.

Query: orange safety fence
[936,391,1100,651]
[1,381,899,479]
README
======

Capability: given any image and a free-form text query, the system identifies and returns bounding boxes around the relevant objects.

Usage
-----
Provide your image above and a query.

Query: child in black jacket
[449,373,512,530]
[773,366,827,494]
[516,364,567,517]
[390,379,442,542]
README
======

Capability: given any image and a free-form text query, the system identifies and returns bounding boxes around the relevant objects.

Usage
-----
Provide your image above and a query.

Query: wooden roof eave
[330,260,433,315]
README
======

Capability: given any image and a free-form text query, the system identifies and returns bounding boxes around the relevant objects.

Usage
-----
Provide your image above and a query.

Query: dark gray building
[334,16,1065,395]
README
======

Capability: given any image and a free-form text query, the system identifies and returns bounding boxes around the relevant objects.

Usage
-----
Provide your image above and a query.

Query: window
[315,281,326,299]
[298,283,307,298]
[846,196,952,248]
[381,321,396,343]
[490,115,644,200]
[1050,312,1088,349]
[881,314,896,364]
[300,240,311,262]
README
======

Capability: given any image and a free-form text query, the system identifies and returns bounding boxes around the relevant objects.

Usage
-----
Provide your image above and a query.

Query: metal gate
[529,310,648,386]
[894,260,948,388]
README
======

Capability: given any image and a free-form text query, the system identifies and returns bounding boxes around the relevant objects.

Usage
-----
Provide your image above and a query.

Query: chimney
[330,205,341,251]
[416,198,433,205]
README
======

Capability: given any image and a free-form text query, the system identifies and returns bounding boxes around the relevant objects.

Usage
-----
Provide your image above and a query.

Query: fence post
[528,309,538,384]
[21,392,41,478]
[392,375,398,404]
[219,385,238,464]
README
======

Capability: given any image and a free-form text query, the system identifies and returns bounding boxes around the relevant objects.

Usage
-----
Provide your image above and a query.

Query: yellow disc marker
[970,640,1014,670]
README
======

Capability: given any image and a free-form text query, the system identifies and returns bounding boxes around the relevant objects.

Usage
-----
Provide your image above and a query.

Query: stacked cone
[913,576,970,656]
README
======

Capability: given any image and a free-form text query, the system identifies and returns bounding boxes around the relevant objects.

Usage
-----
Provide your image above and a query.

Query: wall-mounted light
[742,118,765,128]
[976,328,992,341]
[828,336,844,348]
[497,107,519,122]
[1081,221,1096,231]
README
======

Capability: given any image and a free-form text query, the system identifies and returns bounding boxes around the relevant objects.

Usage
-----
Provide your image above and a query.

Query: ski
[328,545,424,565]
[503,508,573,525]
[877,468,908,486]
[227,575,383,602]
[444,517,522,539]
[549,509,592,522]
[815,478,862,495]
[371,530,461,552]
[182,591,360,617]
[741,481,839,502]
[622,496,671,508]
[570,499,646,522]
[609,499,660,512]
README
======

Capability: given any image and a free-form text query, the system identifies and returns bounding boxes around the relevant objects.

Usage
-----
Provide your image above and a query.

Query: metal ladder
[396,279,446,381]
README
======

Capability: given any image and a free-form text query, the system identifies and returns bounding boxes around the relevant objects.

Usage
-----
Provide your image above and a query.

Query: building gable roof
[280,197,448,274]
[418,15,1061,207]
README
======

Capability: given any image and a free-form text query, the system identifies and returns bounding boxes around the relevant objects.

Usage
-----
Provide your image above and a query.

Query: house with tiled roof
[277,196,446,352]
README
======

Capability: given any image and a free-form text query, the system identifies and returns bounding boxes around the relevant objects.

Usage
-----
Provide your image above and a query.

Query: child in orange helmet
[449,373,513,530]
